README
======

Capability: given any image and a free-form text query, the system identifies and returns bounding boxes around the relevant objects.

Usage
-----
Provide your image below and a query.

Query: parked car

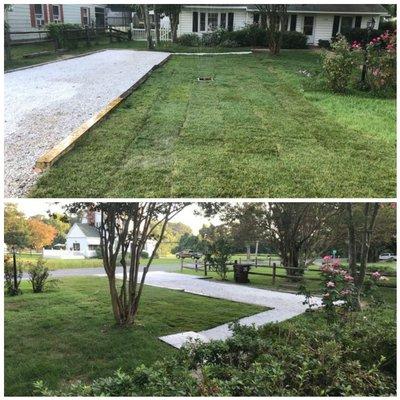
[379,253,397,261]
[176,250,202,260]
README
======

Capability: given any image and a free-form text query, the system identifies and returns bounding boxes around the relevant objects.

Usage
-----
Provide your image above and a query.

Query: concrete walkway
[174,51,252,56]
[110,271,321,348]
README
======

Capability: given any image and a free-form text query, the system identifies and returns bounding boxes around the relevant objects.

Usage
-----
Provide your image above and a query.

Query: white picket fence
[131,27,171,41]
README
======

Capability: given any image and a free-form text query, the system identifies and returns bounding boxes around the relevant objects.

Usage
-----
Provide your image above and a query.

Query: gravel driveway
[109,271,321,348]
[4,49,170,197]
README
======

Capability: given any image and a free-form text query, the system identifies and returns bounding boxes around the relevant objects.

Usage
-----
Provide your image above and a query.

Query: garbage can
[233,261,251,283]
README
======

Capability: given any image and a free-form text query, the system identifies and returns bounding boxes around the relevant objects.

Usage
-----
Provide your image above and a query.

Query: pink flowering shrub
[353,30,396,91]
[319,256,357,319]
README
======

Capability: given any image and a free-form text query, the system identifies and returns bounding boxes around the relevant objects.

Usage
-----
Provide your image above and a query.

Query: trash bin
[233,261,251,283]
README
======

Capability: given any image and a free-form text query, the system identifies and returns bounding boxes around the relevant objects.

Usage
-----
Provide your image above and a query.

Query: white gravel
[108,271,321,348]
[4,49,170,197]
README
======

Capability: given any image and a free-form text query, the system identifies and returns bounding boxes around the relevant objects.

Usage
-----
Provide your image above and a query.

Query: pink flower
[372,68,380,77]
[326,281,335,288]
[340,289,351,296]
[372,271,381,280]
[323,255,332,261]
[344,274,354,282]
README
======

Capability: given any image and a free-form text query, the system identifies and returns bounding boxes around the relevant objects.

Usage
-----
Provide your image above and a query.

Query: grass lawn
[4,276,266,396]
[30,50,396,198]
[15,253,180,271]
[5,39,251,70]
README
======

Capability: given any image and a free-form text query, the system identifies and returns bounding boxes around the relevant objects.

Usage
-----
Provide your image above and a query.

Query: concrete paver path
[110,271,321,348]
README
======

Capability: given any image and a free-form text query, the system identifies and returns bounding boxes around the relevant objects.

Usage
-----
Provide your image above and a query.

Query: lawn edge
[34,53,172,171]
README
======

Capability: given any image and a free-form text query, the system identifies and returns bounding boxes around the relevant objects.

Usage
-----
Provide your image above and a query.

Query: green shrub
[342,28,384,44]
[141,251,149,259]
[28,258,50,293]
[46,22,81,49]
[177,33,201,47]
[281,31,307,49]
[35,309,395,396]
[221,39,239,48]
[318,39,331,49]
[4,254,23,296]
[201,30,225,46]
[322,36,355,92]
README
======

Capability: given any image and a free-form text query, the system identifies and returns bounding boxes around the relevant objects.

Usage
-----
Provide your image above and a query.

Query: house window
[88,245,99,251]
[253,12,260,24]
[303,16,314,36]
[34,4,45,27]
[208,13,218,31]
[228,12,234,32]
[355,16,362,28]
[81,7,90,26]
[73,243,80,251]
[220,13,227,28]
[200,12,206,31]
[332,15,340,36]
[52,5,60,22]
[340,16,353,33]
[192,11,198,32]
[290,14,297,31]
[95,7,105,27]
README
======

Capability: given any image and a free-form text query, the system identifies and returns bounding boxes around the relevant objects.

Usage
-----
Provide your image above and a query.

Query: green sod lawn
[15,253,180,271]
[4,277,266,396]
[29,50,395,198]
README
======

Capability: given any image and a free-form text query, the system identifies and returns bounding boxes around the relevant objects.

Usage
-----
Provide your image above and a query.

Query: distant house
[65,210,156,259]
[6,4,107,41]
[177,4,389,45]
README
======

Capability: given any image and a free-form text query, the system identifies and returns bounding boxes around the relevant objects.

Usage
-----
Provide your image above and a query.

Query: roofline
[182,5,388,15]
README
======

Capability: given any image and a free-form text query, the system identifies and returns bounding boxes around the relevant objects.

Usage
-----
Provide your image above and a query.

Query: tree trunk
[170,13,179,43]
[154,5,160,45]
[141,5,154,50]
[346,204,357,278]
[246,244,251,260]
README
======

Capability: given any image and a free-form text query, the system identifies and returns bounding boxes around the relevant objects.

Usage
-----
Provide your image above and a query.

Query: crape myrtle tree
[140,4,154,49]
[256,4,288,55]
[67,202,187,326]
[345,202,383,309]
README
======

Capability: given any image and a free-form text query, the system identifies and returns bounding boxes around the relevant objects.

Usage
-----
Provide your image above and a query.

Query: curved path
[110,271,321,348]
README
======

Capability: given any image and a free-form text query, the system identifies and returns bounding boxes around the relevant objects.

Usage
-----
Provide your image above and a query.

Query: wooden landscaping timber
[35,54,171,171]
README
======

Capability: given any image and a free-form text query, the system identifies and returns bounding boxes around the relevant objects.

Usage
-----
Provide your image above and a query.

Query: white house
[63,210,156,259]
[178,4,388,45]
[6,4,107,41]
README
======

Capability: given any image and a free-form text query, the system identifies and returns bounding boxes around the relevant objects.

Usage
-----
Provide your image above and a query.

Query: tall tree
[46,212,71,246]
[4,203,30,248]
[256,4,288,54]
[68,202,187,326]
[140,4,154,49]
[345,203,381,309]
[154,4,160,45]
[159,5,181,43]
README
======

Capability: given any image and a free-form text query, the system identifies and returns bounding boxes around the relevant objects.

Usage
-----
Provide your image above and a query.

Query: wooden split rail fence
[180,257,396,288]
[4,26,132,62]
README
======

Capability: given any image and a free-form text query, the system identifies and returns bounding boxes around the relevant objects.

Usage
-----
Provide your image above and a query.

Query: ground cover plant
[34,298,396,396]
[30,51,395,198]
[4,277,266,396]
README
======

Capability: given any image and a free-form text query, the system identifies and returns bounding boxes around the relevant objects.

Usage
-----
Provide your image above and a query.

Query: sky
[11,200,222,235]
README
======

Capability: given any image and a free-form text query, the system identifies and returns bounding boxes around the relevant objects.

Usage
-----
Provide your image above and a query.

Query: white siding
[314,15,334,43]
[178,7,247,36]
[6,4,105,41]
